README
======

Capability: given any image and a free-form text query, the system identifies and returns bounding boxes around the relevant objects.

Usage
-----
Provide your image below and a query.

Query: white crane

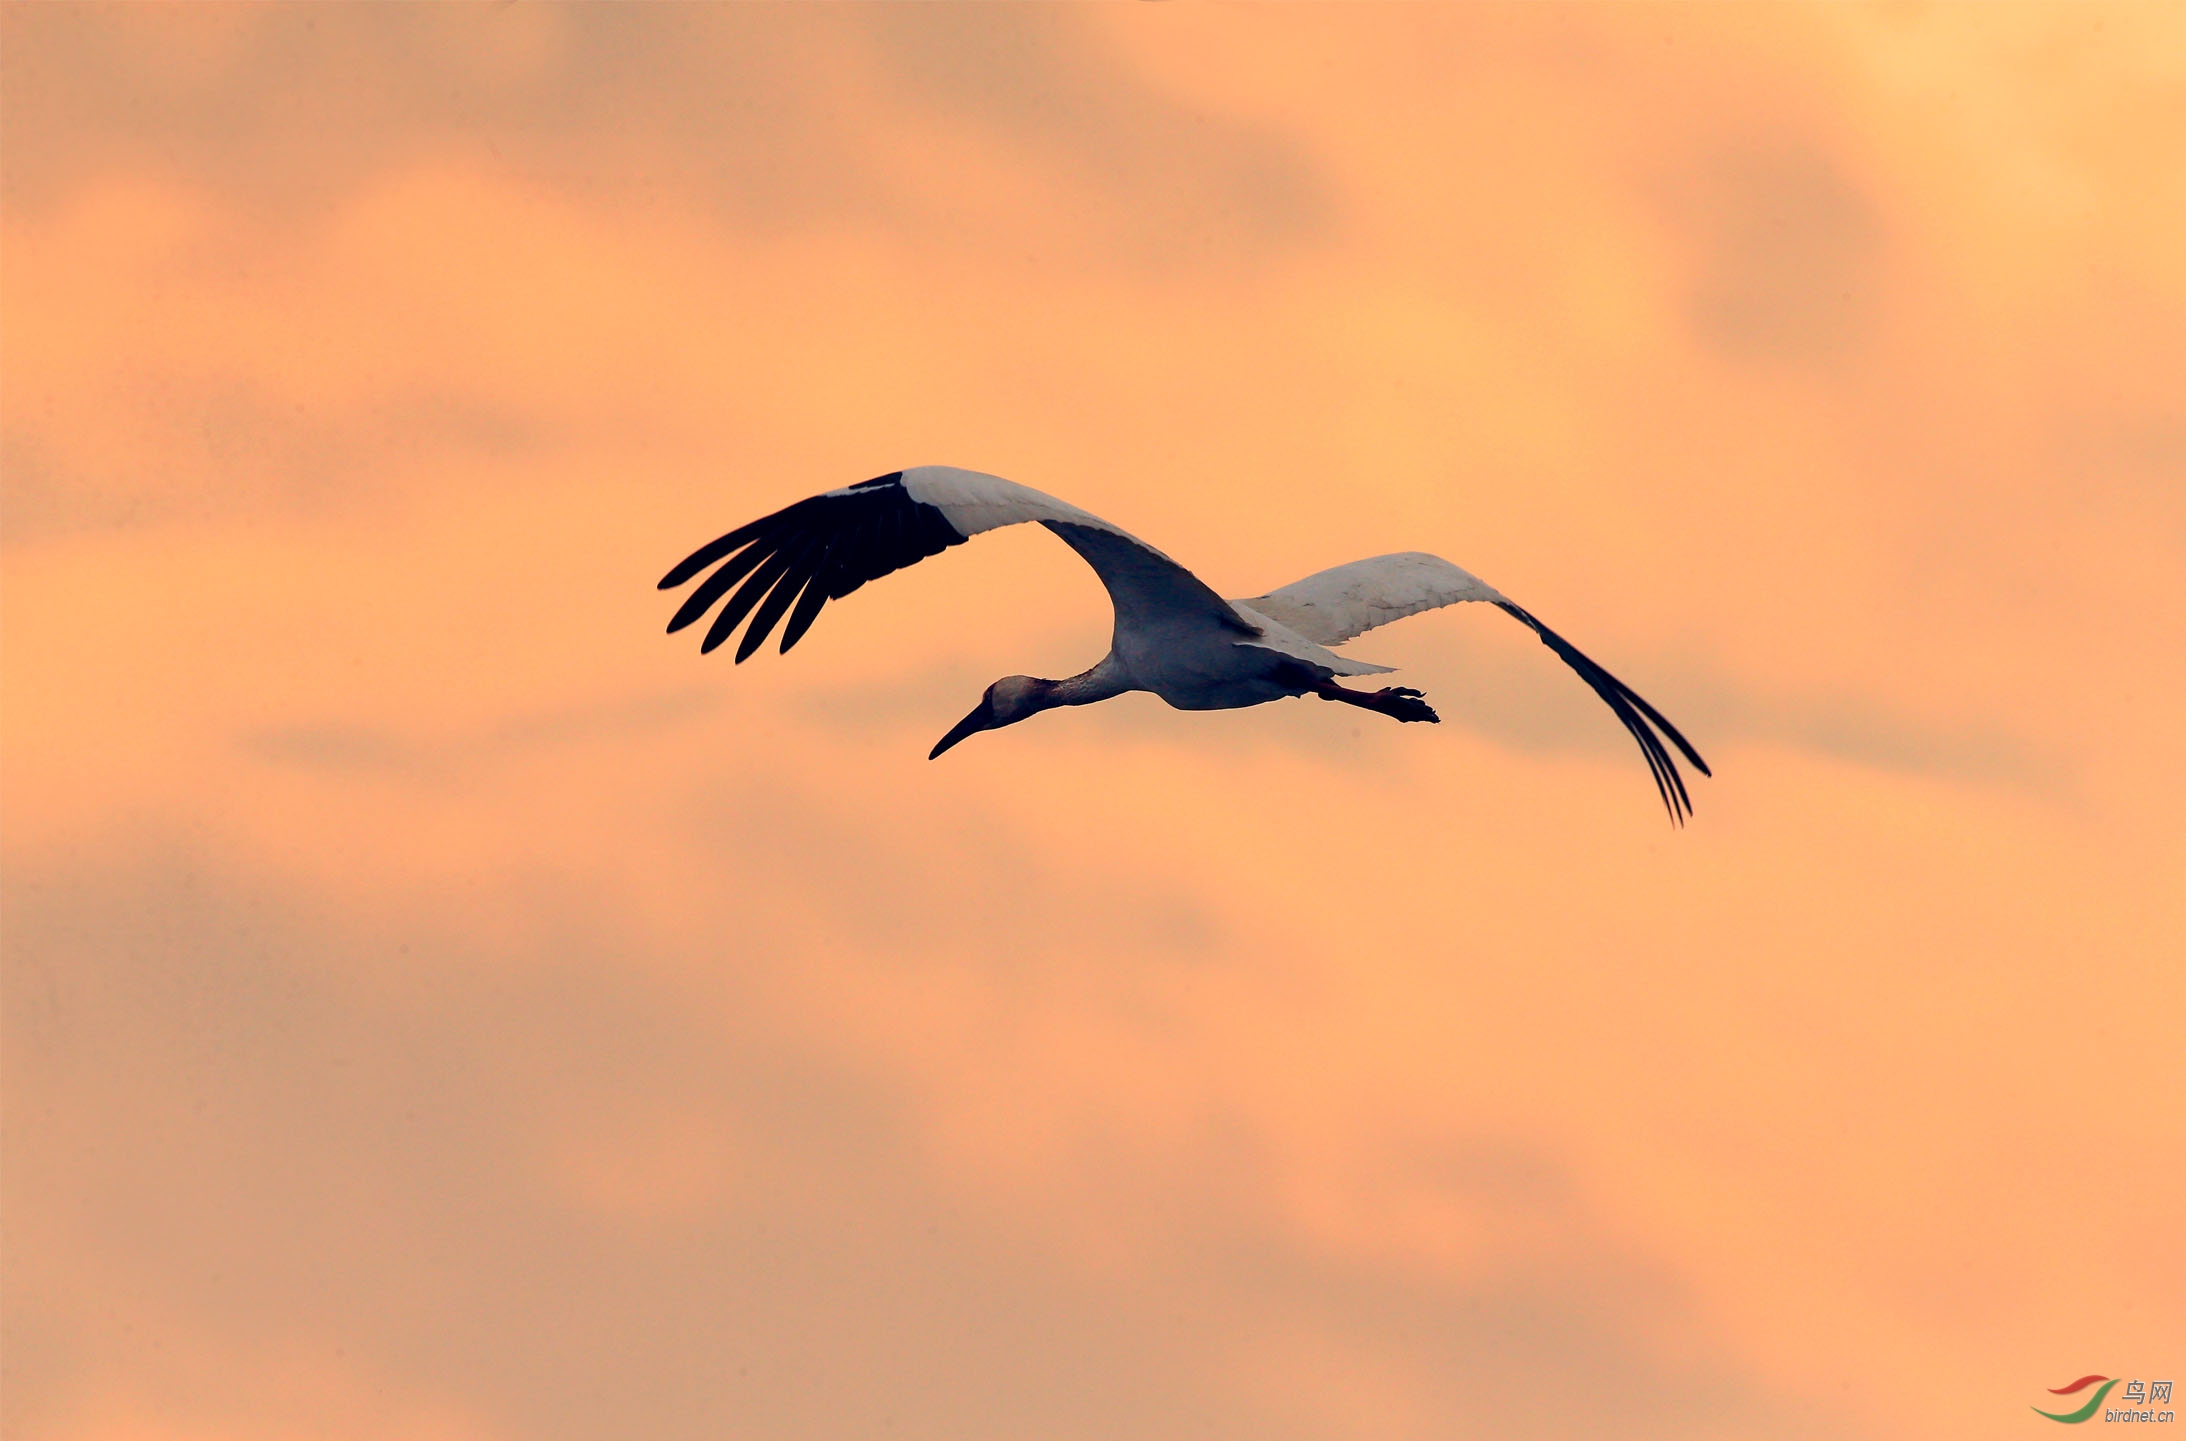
[660,466,1710,822]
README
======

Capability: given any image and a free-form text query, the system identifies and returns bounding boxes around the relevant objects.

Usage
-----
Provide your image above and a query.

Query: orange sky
[4,6,2182,1440]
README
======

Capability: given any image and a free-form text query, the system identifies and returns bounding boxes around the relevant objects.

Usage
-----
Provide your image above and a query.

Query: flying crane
[660,466,1710,821]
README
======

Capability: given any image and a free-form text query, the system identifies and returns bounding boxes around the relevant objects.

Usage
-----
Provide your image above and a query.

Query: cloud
[0,5,861,226]
[244,687,722,783]
[1662,140,1884,368]
[2,847,1853,1441]
[1,382,550,549]
[865,6,1335,263]
[0,4,1333,265]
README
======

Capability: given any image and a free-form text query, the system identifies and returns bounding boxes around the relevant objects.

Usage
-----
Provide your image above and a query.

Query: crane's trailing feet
[1309,681,1440,724]
[661,466,1710,823]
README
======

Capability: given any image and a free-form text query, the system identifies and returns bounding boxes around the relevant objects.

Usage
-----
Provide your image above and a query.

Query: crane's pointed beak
[928,697,996,759]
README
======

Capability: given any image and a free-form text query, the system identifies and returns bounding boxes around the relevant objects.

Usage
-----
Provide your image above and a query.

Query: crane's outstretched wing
[1242,553,1711,823]
[1238,552,1503,646]
[659,466,1253,663]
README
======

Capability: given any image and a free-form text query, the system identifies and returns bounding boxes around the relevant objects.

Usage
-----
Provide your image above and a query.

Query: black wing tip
[662,471,963,662]
[1494,600,1706,825]
[659,519,766,591]
[658,555,709,590]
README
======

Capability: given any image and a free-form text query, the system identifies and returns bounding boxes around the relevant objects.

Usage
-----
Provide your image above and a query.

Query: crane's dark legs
[1308,679,1440,724]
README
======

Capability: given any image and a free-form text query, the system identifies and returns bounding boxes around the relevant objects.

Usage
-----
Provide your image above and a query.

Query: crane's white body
[662,465,1709,820]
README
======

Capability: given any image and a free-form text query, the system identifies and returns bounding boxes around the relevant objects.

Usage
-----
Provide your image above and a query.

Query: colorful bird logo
[2035,1375,2119,1424]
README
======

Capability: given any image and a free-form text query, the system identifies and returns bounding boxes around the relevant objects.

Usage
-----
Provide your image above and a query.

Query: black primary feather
[1494,601,1710,825]
[661,473,972,660]
[735,532,827,662]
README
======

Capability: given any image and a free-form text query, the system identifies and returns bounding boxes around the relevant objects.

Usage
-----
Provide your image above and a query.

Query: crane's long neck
[1043,653,1132,709]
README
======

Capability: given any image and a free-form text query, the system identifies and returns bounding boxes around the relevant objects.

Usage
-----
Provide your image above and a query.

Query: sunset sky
[4,6,2182,1439]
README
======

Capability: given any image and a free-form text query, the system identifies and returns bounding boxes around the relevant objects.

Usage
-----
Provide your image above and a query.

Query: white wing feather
[900,466,1258,643]
[1237,552,1506,648]
[899,466,1139,543]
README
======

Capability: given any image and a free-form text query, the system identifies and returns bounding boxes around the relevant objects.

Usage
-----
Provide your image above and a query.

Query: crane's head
[929,676,1052,759]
